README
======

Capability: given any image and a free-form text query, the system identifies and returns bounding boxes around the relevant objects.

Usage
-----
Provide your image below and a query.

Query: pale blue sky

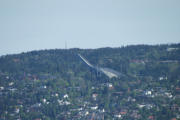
[0,0,180,55]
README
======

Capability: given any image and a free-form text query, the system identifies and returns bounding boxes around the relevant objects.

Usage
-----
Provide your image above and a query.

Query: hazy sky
[0,0,180,55]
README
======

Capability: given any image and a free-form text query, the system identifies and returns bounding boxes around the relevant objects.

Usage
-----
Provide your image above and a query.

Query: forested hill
[0,44,180,120]
[1,44,180,76]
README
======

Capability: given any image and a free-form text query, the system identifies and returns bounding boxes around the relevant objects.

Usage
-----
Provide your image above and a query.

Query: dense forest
[0,44,180,120]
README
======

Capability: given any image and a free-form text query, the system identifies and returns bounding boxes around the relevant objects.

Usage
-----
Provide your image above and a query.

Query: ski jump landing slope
[78,54,123,79]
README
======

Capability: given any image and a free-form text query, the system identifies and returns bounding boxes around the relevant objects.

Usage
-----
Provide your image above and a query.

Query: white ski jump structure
[78,54,123,79]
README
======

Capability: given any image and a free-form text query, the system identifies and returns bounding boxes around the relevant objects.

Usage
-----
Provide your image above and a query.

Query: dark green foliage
[0,44,180,120]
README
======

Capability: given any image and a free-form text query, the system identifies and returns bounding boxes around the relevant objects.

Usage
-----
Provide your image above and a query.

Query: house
[108,83,113,89]
[9,88,17,92]
[64,101,70,105]
[30,103,41,108]
[120,111,127,115]
[92,93,98,100]
[138,104,146,108]
[55,93,59,97]
[57,99,71,105]
[85,111,89,116]
[43,85,47,89]
[0,86,4,90]
[15,108,20,114]
[42,98,46,103]
[114,114,122,118]
[148,115,154,120]
[165,92,173,98]
[9,82,14,86]
[64,94,69,98]
[120,109,128,115]
[6,76,9,79]
[145,90,152,96]
[91,106,98,110]
[159,76,167,81]
[167,47,179,51]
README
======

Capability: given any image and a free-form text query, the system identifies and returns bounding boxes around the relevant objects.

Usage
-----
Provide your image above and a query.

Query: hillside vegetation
[0,44,180,120]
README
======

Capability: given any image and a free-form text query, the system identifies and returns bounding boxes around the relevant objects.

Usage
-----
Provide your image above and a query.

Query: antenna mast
[65,40,67,49]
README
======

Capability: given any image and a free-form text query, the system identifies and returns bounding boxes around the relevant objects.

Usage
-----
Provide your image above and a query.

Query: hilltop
[0,44,180,120]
